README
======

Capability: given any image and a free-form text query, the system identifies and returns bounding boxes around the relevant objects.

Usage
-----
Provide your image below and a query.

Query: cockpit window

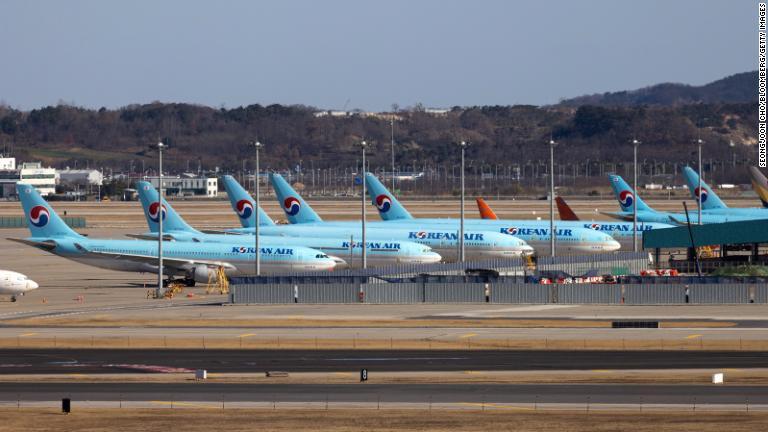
[316,254,329,259]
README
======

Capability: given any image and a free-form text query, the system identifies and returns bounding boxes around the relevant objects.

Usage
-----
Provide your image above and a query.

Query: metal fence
[537,251,650,276]
[230,282,768,305]
[0,216,86,228]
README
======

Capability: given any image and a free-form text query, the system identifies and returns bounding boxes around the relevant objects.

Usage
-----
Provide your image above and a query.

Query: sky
[0,0,757,111]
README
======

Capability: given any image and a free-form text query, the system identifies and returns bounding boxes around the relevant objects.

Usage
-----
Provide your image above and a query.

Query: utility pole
[156,141,165,298]
[360,140,368,269]
[391,116,396,193]
[253,141,262,275]
[549,139,557,257]
[697,138,704,225]
[459,141,468,262]
[632,139,641,252]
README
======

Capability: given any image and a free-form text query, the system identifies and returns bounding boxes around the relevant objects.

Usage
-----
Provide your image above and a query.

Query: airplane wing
[124,233,181,241]
[72,243,237,272]
[598,212,634,222]
[200,229,249,235]
[6,238,58,251]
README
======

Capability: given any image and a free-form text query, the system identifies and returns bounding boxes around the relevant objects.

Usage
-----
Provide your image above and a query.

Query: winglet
[475,198,498,220]
[555,197,580,221]
[749,166,768,208]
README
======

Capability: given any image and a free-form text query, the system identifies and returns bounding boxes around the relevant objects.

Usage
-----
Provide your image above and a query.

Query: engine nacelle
[192,265,220,283]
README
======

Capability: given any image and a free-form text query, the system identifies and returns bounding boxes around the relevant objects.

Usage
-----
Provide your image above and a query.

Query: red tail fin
[476,198,498,220]
[555,197,580,221]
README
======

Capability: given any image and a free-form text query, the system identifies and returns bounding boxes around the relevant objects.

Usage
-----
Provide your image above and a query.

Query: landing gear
[183,278,196,287]
[10,296,16,303]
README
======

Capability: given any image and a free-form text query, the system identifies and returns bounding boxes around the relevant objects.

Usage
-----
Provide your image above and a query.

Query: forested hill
[558,71,757,107]
[0,74,758,174]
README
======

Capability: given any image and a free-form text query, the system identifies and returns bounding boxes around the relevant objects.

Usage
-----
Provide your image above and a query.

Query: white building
[19,162,58,196]
[58,169,104,186]
[0,156,15,170]
[145,174,218,197]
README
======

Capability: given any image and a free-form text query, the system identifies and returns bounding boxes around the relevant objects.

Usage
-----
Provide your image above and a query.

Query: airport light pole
[697,138,704,225]
[253,140,262,276]
[548,139,557,257]
[156,141,165,298]
[632,139,641,252]
[360,140,368,269]
[459,141,468,262]
[391,117,396,193]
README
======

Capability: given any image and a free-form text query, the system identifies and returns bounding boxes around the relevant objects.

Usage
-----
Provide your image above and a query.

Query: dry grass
[0,409,766,432]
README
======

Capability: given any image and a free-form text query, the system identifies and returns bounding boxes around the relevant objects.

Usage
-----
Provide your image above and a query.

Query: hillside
[558,71,757,107]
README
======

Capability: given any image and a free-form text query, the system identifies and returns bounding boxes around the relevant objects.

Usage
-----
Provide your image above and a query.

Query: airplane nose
[605,240,622,251]
[26,280,39,290]
[425,252,442,263]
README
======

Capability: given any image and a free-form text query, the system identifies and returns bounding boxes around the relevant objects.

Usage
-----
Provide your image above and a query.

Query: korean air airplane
[134,181,442,267]
[683,166,768,218]
[475,196,674,249]
[604,174,753,224]
[362,173,621,254]
[8,183,337,286]
[220,175,534,260]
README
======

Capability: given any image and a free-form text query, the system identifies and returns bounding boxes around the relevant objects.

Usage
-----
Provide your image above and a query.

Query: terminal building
[0,160,58,197]
[144,174,218,197]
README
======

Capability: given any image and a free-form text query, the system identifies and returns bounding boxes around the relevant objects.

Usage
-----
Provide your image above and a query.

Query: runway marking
[239,333,256,338]
[463,370,479,375]
[458,402,535,411]
[67,373,88,378]
[591,370,613,373]
[334,372,353,377]
[150,400,220,409]
[685,334,703,339]
[459,333,477,339]
[18,332,38,337]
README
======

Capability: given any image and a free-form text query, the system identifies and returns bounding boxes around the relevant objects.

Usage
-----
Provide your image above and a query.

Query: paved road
[1,382,766,405]
[1,349,767,374]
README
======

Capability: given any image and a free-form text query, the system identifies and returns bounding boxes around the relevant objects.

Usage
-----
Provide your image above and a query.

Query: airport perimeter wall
[230,282,768,305]
[0,215,86,228]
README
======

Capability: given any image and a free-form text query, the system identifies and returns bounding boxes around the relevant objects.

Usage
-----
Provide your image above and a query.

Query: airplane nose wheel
[10,296,17,302]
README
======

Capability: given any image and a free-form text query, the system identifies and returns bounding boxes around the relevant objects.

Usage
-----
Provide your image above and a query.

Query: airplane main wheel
[10,296,17,303]
[184,278,196,287]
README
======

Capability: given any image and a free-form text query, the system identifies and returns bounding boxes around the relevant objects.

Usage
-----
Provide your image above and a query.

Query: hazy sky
[0,0,757,111]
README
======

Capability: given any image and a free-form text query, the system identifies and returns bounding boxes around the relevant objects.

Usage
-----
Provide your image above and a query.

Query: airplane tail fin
[555,197,580,221]
[16,182,84,239]
[607,174,653,213]
[269,173,323,224]
[136,181,200,234]
[220,175,274,228]
[475,198,498,219]
[682,166,727,210]
[749,166,768,208]
[364,172,413,221]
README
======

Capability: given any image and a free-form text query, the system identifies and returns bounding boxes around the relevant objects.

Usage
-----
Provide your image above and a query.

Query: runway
[1,382,767,405]
[2,349,767,374]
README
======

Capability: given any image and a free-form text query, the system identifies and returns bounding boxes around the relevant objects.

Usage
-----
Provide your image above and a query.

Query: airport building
[144,174,218,197]
[58,169,104,187]
[0,160,58,197]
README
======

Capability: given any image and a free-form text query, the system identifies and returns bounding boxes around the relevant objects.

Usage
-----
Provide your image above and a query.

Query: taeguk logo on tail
[619,190,634,208]
[29,205,50,227]
[148,202,167,222]
[694,187,708,203]
[283,197,301,216]
[236,199,254,219]
[375,194,392,213]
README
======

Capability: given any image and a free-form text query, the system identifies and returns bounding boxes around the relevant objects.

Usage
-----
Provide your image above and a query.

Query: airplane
[8,183,337,287]
[604,174,755,224]
[475,196,674,249]
[0,270,39,302]
[749,166,768,208]
[361,173,621,254]
[683,166,768,217]
[220,174,534,260]
[134,181,442,268]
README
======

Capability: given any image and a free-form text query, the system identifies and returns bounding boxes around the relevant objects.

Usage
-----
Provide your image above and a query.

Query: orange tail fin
[555,197,580,221]
[476,198,498,220]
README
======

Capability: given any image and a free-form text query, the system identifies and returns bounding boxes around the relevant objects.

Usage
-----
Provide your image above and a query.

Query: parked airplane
[683,166,768,218]
[134,181,442,268]
[8,183,336,286]
[362,174,621,254]
[749,166,768,208]
[0,270,38,302]
[604,174,753,224]
[220,174,534,260]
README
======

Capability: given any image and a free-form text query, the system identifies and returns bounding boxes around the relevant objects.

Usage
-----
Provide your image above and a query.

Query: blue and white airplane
[362,173,622,254]
[682,166,768,218]
[220,175,534,260]
[8,183,337,285]
[134,181,442,268]
[603,174,754,224]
